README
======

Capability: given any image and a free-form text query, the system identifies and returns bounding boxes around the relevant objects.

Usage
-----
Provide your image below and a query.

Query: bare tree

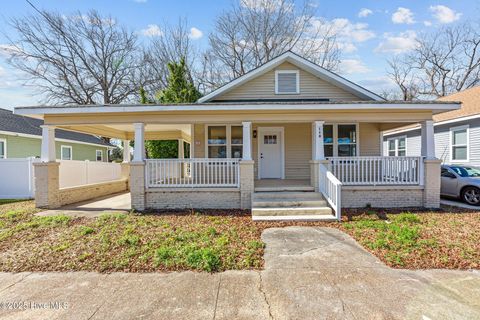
[5,9,149,105]
[206,0,340,86]
[143,19,200,97]
[386,57,419,101]
[387,22,480,100]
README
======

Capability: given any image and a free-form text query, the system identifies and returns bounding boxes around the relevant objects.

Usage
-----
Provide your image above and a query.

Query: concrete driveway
[0,227,479,320]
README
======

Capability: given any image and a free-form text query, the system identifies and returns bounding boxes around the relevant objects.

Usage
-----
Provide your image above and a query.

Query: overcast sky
[0,0,478,110]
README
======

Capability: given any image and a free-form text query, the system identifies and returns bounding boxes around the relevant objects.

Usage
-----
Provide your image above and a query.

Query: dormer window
[275,70,299,94]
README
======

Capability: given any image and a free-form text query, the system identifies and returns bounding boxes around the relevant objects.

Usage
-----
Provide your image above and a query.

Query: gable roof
[383,86,480,136]
[0,108,113,147]
[435,86,480,122]
[198,51,385,103]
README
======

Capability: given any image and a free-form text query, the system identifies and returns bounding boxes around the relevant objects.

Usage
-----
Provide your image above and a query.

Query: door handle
[260,153,264,159]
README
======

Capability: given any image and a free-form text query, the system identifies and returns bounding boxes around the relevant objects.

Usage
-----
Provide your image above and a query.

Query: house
[0,108,113,161]
[382,87,480,165]
[14,52,460,220]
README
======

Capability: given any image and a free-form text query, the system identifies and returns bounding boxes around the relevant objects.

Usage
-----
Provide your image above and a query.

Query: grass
[340,208,480,269]
[0,200,478,272]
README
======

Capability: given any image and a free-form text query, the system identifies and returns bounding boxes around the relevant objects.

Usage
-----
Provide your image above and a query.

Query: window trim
[450,125,469,163]
[386,135,407,157]
[324,123,360,157]
[60,145,73,160]
[204,124,243,159]
[275,70,300,95]
[0,138,6,159]
[96,149,103,162]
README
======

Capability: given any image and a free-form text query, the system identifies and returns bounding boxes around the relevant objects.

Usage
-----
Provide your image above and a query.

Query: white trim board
[15,102,460,116]
[0,130,112,148]
[198,51,384,102]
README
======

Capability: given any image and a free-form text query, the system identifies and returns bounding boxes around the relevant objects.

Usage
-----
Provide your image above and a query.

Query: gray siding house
[383,87,480,166]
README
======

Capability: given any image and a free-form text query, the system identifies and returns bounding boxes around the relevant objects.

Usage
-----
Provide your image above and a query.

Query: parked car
[441,164,480,205]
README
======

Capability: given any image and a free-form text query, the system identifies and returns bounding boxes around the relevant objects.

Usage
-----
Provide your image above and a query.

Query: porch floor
[254,179,313,192]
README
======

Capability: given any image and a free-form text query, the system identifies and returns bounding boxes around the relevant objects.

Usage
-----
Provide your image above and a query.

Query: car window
[441,168,453,177]
[450,166,480,177]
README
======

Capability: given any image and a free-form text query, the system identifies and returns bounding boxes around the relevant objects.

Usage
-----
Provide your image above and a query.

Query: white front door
[258,128,284,179]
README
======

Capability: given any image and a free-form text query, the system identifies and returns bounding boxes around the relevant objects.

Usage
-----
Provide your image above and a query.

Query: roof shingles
[0,108,112,147]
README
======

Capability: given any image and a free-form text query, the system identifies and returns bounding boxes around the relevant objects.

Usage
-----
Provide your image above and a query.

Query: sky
[0,0,478,110]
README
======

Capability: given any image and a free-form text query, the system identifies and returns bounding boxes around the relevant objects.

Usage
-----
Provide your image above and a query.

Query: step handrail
[318,163,342,221]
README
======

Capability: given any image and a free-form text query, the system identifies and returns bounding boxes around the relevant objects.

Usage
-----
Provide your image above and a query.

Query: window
[61,145,72,160]
[387,136,407,157]
[275,70,299,94]
[206,125,243,158]
[450,125,468,162]
[0,139,5,159]
[96,150,103,161]
[323,124,358,157]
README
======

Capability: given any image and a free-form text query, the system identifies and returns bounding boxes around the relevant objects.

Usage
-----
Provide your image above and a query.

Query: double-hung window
[61,145,72,160]
[323,124,358,157]
[0,139,6,159]
[450,125,469,162]
[387,136,407,156]
[206,125,243,158]
[96,150,103,161]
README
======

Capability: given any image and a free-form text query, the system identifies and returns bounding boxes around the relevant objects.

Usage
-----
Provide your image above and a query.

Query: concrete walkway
[441,198,480,210]
[0,227,479,320]
[35,192,131,218]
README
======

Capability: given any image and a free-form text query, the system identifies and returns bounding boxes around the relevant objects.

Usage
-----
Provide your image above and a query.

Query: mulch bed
[0,201,478,272]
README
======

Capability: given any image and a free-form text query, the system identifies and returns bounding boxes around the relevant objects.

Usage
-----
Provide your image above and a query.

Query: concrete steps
[252,191,335,221]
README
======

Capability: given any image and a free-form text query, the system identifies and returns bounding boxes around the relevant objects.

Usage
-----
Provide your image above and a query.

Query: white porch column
[122,140,130,163]
[40,125,56,162]
[242,121,252,160]
[133,123,145,162]
[178,139,184,159]
[312,121,325,160]
[421,120,435,160]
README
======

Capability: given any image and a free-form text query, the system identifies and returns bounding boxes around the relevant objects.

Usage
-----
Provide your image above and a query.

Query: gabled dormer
[198,51,384,103]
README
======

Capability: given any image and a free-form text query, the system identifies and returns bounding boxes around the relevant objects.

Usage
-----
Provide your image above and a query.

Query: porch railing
[146,158,240,188]
[328,156,424,186]
[318,164,342,221]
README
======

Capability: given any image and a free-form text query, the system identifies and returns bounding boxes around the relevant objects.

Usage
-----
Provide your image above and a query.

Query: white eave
[14,102,461,118]
[198,51,385,102]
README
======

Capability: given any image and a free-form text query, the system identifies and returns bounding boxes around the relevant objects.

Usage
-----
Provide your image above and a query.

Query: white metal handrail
[327,156,423,186]
[146,158,240,188]
[318,163,342,221]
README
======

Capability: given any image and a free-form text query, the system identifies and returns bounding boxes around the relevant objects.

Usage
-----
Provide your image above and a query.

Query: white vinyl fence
[0,158,38,199]
[59,160,122,188]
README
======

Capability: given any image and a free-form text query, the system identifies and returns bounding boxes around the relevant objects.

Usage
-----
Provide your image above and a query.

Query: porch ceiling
[57,123,191,142]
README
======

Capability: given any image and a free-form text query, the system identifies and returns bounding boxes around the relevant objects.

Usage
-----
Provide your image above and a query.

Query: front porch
[16,103,447,221]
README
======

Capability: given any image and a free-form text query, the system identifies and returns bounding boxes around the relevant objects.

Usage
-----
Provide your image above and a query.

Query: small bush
[118,234,140,247]
[186,248,221,272]
[78,226,95,236]
[394,213,421,224]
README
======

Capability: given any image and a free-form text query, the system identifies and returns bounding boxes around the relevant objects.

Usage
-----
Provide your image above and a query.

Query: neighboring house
[0,108,112,161]
[383,87,480,166]
[15,51,460,220]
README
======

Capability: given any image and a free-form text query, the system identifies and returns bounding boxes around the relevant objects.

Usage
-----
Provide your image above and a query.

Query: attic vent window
[275,70,299,94]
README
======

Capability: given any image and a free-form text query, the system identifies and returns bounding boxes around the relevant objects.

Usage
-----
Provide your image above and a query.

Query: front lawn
[0,201,478,272]
[340,208,480,269]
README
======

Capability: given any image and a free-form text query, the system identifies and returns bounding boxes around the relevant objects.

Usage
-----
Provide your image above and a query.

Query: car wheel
[461,186,480,206]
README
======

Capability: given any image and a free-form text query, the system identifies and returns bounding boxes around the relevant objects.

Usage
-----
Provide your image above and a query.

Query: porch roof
[14,101,460,140]
[15,100,460,117]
